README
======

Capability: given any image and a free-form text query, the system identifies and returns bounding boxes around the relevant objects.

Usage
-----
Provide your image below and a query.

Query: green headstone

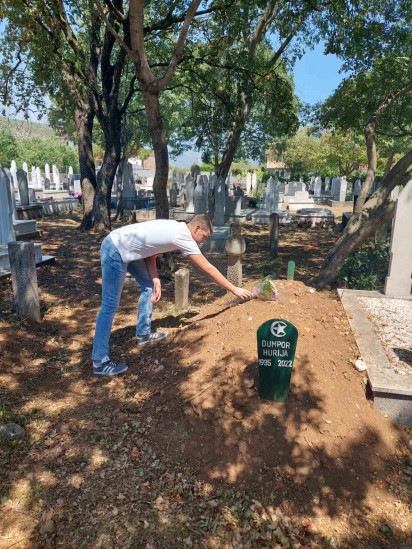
[287,260,295,280]
[257,319,298,402]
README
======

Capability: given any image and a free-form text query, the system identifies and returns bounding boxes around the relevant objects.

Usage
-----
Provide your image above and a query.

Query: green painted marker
[287,260,295,280]
[257,319,298,402]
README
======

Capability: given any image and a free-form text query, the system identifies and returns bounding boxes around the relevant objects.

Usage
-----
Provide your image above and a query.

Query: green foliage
[280,126,367,178]
[17,138,79,171]
[0,128,18,166]
[338,241,390,290]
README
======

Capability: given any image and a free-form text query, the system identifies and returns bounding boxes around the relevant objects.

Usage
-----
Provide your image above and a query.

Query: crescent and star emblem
[270,321,287,337]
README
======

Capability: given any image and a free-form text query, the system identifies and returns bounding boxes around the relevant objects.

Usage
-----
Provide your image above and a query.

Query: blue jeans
[92,236,153,362]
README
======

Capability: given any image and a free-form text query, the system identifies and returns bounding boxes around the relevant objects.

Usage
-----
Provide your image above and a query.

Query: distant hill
[0,117,56,140]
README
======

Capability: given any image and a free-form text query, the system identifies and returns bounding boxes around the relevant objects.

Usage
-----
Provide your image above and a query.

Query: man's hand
[232,286,253,300]
[151,278,162,303]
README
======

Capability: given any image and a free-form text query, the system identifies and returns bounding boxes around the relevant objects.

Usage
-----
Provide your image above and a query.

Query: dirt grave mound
[135,281,404,523]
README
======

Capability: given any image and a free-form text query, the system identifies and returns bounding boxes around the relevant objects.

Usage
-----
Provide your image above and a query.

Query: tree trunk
[93,113,122,232]
[217,96,252,182]
[113,161,124,222]
[312,149,412,288]
[143,89,169,219]
[313,202,396,288]
[74,106,97,231]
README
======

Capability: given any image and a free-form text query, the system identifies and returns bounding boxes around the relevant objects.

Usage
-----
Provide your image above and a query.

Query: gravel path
[359,296,412,376]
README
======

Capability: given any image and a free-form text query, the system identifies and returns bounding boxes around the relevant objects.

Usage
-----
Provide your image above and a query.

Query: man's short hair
[188,214,213,234]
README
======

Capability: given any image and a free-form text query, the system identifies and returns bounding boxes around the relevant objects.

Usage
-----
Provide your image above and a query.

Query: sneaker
[136,332,168,346]
[93,359,128,376]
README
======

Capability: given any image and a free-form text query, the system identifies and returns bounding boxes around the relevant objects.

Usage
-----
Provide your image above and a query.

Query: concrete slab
[338,288,412,426]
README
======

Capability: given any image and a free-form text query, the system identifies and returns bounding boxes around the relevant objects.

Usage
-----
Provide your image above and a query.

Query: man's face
[193,226,210,245]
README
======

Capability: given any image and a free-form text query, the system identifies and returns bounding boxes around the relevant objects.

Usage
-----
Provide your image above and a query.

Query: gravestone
[193,175,208,214]
[52,164,60,190]
[36,167,42,189]
[225,196,242,217]
[0,167,16,245]
[286,181,306,195]
[185,174,194,213]
[337,177,347,202]
[330,176,339,200]
[287,190,314,211]
[8,241,41,322]
[174,268,190,309]
[10,160,18,190]
[122,160,137,210]
[324,177,331,193]
[265,177,279,214]
[384,179,412,296]
[314,176,322,198]
[31,166,36,187]
[73,175,81,195]
[225,236,246,287]
[2,168,40,243]
[45,163,51,184]
[257,319,298,402]
[17,169,30,206]
[213,177,225,226]
[169,182,178,207]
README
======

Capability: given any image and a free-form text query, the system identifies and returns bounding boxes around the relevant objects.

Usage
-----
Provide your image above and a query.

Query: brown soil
[0,211,410,549]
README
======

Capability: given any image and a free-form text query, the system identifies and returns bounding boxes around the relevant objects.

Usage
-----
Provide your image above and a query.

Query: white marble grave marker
[385,179,412,296]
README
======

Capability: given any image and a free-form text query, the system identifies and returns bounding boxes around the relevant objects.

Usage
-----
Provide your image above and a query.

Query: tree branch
[94,0,139,63]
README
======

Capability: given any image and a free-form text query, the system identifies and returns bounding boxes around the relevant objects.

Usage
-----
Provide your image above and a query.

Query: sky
[171,43,346,168]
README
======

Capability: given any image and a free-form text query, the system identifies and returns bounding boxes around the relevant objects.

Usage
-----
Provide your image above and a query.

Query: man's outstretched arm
[188,254,252,300]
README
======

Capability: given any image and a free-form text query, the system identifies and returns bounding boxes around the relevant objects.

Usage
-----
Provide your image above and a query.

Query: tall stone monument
[385,179,412,296]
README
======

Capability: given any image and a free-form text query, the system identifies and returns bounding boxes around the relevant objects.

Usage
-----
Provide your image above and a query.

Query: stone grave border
[338,288,412,426]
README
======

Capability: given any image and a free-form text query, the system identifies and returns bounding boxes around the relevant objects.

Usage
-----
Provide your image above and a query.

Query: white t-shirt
[109,219,201,263]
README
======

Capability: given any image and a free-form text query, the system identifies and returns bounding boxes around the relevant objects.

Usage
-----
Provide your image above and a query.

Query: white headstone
[338,177,347,202]
[314,176,322,198]
[10,160,18,190]
[52,164,60,190]
[36,167,42,190]
[45,163,51,181]
[385,179,412,296]
[22,162,28,175]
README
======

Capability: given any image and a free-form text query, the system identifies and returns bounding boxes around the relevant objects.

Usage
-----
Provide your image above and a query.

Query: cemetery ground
[0,209,411,549]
